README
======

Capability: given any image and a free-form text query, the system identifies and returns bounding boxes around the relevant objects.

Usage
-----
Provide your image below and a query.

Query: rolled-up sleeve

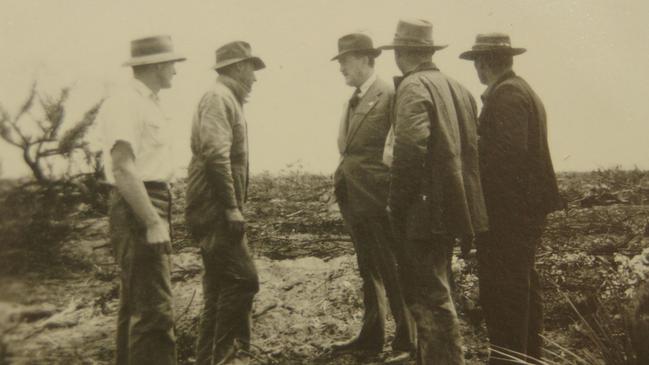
[389,82,431,214]
[198,93,239,209]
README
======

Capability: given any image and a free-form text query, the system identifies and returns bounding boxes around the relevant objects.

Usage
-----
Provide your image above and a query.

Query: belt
[144,181,169,191]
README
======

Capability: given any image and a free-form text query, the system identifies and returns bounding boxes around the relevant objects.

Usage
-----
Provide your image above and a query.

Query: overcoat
[478,71,563,228]
[389,62,488,239]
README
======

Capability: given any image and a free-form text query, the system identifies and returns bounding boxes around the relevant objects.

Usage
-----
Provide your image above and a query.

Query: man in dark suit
[380,19,489,365]
[330,33,416,363]
[460,33,563,365]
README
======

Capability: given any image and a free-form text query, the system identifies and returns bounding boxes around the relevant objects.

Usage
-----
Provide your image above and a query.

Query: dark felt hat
[331,33,381,61]
[379,19,447,51]
[459,33,526,60]
[213,41,265,71]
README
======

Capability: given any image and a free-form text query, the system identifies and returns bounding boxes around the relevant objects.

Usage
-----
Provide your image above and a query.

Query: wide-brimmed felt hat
[212,41,265,71]
[459,33,526,60]
[122,35,186,67]
[379,18,447,51]
[331,33,381,61]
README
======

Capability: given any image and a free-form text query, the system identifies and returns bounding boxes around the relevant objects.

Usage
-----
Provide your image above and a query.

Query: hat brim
[378,44,448,51]
[213,56,265,71]
[122,52,186,67]
[330,48,382,61]
[459,47,526,60]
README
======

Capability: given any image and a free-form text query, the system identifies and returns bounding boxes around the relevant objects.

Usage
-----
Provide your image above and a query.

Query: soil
[1,170,648,364]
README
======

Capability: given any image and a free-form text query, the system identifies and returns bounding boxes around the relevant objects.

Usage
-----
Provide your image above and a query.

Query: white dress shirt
[356,72,377,99]
[97,79,174,184]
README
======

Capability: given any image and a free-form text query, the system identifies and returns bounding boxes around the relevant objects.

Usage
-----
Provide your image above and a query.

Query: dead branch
[300,237,352,244]
[285,209,304,218]
[253,303,278,319]
[92,243,111,251]
[176,289,197,325]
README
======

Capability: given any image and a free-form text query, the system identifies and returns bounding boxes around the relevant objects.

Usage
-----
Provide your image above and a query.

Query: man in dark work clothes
[460,33,563,365]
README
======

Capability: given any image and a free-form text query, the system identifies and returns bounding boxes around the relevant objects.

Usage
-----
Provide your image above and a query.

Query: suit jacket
[185,75,250,238]
[334,76,393,217]
[389,62,488,239]
[478,71,562,229]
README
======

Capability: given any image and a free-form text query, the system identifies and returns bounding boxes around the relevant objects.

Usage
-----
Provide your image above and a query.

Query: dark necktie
[349,88,361,109]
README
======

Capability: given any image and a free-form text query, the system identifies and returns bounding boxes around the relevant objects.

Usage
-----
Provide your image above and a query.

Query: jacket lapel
[345,81,382,150]
[337,102,350,154]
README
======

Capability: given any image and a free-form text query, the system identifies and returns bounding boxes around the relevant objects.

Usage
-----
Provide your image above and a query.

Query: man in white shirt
[97,35,185,365]
[330,33,415,363]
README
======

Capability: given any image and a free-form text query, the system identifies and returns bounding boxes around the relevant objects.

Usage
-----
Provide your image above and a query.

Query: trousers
[476,223,544,365]
[109,185,176,365]
[396,232,465,365]
[338,197,416,353]
[195,220,260,365]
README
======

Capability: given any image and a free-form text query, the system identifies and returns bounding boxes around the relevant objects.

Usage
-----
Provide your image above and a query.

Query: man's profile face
[474,57,489,85]
[237,61,257,91]
[394,49,406,74]
[157,61,177,89]
[338,54,367,87]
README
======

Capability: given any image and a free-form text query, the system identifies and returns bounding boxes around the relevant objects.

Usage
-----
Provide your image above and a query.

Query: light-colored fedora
[212,41,265,71]
[122,35,186,67]
[331,33,381,61]
[459,33,526,60]
[379,18,447,51]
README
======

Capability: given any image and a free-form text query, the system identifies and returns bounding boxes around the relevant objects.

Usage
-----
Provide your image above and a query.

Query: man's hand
[112,141,171,246]
[146,219,171,245]
[225,208,246,242]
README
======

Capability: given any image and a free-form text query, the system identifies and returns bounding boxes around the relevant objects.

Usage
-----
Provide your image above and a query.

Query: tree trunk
[23,146,46,184]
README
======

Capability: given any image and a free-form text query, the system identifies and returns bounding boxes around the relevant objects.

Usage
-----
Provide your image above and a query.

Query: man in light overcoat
[185,41,265,365]
[380,19,489,365]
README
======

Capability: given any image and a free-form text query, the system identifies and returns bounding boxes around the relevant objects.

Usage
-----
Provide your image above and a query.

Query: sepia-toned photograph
[1,0,648,364]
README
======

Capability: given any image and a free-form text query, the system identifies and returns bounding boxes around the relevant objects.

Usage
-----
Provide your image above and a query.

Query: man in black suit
[461,33,563,365]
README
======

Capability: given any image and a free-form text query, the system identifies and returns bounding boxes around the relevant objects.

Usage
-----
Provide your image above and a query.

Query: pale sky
[1,0,648,178]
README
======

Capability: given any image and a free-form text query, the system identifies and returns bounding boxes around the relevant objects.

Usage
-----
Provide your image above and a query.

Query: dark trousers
[195,221,260,365]
[396,233,464,365]
[476,224,544,365]
[109,188,177,365]
[339,203,416,352]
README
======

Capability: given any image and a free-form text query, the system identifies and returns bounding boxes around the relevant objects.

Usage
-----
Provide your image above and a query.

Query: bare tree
[0,82,103,184]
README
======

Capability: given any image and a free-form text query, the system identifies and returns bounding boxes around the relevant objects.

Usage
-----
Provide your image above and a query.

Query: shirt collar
[217,74,250,104]
[393,61,439,90]
[131,79,159,103]
[357,72,377,98]
[481,70,516,102]
[405,61,439,77]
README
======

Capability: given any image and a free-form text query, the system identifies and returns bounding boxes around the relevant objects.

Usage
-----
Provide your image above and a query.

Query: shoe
[217,349,251,365]
[221,354,250,365]
[383,350,413,364]
[330,338,382,356]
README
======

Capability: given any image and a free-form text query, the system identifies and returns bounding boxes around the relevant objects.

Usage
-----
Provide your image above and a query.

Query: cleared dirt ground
[1,170,648,364]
